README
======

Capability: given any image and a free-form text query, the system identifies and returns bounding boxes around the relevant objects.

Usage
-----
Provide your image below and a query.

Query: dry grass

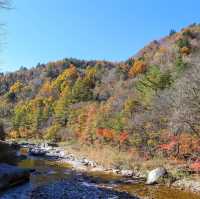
[60,142,170,171]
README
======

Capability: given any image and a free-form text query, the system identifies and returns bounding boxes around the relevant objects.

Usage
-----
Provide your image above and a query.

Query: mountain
[1,23,200,161]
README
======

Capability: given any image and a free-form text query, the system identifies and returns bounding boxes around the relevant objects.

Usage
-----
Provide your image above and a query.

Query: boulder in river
[146,167,167,185]
[29,148,46,156]
[0,163,31,190]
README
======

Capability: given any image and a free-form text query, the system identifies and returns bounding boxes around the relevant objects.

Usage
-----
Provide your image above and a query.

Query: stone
[146,167,167,185]
[29,148,46,156]
[120,169,134,177]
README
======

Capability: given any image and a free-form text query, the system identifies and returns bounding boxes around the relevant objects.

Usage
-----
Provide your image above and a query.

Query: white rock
[111,169,120,174]
[120,170,134,177]
[90,166,105,172]
[146,167,167,185]
[59,151,65,158]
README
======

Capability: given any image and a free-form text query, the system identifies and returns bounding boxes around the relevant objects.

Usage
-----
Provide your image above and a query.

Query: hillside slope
[1,24,200,164]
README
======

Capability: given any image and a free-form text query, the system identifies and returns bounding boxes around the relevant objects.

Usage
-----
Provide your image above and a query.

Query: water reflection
[18,158,73,188]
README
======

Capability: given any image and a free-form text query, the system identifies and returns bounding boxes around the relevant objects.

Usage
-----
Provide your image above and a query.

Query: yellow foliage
[39,80,54,97]
[158,46,167,54]
[10,81,23,93]
[128,60,146,77]
[60,84,71,97]
[180,46,190,55]
[124,98,138,116]
[52,64,78,91]
[9,130,20,139]
[43,124,61,140]
[18,128,32,138]
[85,67,96,79]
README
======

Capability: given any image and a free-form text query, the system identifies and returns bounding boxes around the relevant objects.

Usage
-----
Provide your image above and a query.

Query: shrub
[176,38,190,49]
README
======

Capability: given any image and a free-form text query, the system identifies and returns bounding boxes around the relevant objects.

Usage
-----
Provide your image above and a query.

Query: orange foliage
[159,140,177,151]
[159,133,178,151]
[128,60,146,77]
[180,46,191,55]
[39,81,54,97]
[119,131,129,144]
[72,104,98,143]
[159,132,200,158]
[190,162,200,172]
[96,128,114,139]
[9,130,19,139]
[158,46,167,54]
[179,134,192,155]
[191,139,200,153]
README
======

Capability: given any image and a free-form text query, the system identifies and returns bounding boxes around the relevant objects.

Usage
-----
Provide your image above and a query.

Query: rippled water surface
[18,158,73,188]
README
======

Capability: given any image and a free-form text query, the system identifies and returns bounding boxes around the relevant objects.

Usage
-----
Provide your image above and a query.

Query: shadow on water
[0,142,17,165]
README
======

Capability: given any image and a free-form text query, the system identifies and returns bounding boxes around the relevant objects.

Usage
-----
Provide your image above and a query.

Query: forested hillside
[1,24,200,162]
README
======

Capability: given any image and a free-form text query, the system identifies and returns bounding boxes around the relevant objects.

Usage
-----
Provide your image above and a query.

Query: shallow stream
[1,148,200,199]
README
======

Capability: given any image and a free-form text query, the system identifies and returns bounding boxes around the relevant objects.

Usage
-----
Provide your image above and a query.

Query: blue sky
[0,0,200,72]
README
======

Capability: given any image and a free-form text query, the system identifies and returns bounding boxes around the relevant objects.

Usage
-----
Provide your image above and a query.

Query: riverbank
[58,143,200,194]
[6,139,200,197]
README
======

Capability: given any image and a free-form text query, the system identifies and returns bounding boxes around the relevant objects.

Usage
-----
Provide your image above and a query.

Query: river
[0,147,200,199]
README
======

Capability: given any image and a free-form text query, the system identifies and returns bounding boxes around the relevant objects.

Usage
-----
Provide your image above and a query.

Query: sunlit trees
[12,98,53,137]
[72,78,93,102]
[52,64,78,92]
[43,124,61,142]
[54,95,70,125]
[2,24,200,168]
[38,80,55,98]
[136,65,173,104]
[128,59,146,77]
[9,81,23,93]
[5,81,24,102]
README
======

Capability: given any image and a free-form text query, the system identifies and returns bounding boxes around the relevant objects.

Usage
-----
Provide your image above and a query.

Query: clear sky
[0,0,200,72]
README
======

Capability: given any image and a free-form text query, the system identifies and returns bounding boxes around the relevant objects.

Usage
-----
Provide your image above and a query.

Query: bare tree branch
[0,0,11,9]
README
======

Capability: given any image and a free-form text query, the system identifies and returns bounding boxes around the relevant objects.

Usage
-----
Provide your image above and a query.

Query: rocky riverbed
[1,141,200,199]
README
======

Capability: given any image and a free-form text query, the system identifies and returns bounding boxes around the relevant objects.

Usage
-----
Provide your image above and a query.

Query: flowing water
[1,148,200,199]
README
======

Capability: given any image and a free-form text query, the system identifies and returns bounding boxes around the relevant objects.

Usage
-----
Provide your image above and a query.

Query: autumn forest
[1,24,200,171]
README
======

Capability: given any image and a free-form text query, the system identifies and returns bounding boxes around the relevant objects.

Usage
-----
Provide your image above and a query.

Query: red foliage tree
[118,131,129,145]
